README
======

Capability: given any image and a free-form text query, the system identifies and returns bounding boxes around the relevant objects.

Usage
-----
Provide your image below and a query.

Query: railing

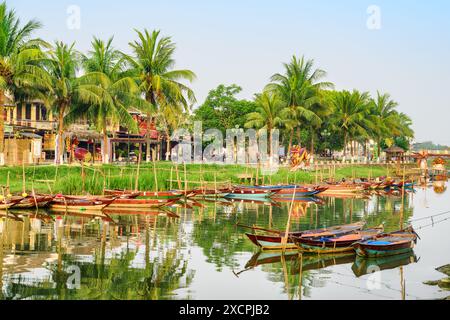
[8,119,57,130]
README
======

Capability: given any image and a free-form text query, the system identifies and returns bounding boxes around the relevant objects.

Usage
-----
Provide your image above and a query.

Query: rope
[409,210,450,223]
[414,216,450,230]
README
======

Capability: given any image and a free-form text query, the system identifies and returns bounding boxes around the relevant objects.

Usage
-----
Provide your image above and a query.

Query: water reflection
[0,180,449,300]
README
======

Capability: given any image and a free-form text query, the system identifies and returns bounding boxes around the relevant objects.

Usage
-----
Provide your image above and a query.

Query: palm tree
[44,41,105,164]
[266,55,333,155]
[126,29,196,162]
[0,2,49,164]
[330,90,371,156]
[245,91,285,158]
[66,37,151,163]
[368,91,400,156]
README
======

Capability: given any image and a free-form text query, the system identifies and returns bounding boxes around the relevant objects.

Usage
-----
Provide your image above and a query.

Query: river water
[0,181,449,300]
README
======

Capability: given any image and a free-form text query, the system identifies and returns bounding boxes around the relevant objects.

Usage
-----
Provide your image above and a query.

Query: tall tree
[66,37,151,163]
[0,2,49,164]
[266,55,333,155]
[44,41,105,164]
[127,29,196,162]
[245,91,285,158]
[330,90,371,156]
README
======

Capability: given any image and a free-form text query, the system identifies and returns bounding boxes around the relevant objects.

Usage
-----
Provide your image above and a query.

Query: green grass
[0,162,392,195]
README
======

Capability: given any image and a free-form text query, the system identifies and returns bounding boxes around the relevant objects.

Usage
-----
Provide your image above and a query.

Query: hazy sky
[10,0,450,144]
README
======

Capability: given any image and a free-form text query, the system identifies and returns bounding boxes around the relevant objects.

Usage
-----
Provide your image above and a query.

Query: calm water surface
[0,181,449,300]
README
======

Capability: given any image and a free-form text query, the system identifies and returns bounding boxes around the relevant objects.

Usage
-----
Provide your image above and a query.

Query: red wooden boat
[105,198,177,211]
[244,222,366,251]
[0,197,24,210]
[10,195,54,209]
[49,197,108,213]
[293,227,384,254]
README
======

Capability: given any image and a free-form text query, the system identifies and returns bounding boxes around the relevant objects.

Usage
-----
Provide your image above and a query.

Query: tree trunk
[57,106,65,165]
[145,92,156,163]
[310,127,314,156]
[268,124,273,160]
[103,119,109,164]
[166,131,171,161]
[343,132,348,156]
[0,91,5,165]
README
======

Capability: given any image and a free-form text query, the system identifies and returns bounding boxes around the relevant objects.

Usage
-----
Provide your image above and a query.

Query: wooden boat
[272,186,328,198]
[49,197,108,213]
[293,227,384,254]
[352,227,419,258]
[392,181,415,189]
[244,222,366,251]
[104,189,182,199]
[105,198,177,211]
[0,197,24,210]
[10,195,55,209]
[351,252,418,277]
[321,183,366,196]
[225,188,273,200]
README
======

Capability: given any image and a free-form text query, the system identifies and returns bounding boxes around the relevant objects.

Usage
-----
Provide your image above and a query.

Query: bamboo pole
[135,155,141,192]
[400,166,406,229]
[22,162,26,195]
[152,158,158,192]
[184,162,188,194]
[170,166,174,190]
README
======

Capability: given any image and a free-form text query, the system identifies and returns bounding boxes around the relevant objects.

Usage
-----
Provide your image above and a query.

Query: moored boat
[105,198,177,211]
[49,197,108,213]
[293,227,384,254]
[225,188,273,200]
[10,195,55,209]
[352,227,419,258]
[243,222,366,251]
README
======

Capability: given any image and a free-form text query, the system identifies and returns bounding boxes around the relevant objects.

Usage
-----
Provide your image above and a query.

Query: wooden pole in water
[184,162,188,194]
[135,155,141,192]
[22,162,26,195]
[152,157,158,192]
[282,176,297,252]
[298,252,303,301]
[176,165,182,190]
[400,166,406,229]
[81,161,85,194]
[170,166,174,190]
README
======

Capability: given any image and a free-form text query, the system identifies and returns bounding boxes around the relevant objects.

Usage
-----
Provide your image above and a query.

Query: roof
[384,145,406,153]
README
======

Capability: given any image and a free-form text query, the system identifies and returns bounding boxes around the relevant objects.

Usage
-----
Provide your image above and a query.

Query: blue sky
[9,0,450,144]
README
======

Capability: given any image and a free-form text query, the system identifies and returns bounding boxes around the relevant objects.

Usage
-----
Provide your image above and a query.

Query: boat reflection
[351,252,419,277]
[236,251,355,277]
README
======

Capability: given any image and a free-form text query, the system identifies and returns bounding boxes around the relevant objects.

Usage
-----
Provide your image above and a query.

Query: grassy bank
[0,162,394,195]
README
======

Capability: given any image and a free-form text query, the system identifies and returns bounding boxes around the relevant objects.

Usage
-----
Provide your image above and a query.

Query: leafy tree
[194,84,255,134]
[0,2,49,162]
[245,91,285,157]
[44,41,105,164]
[126,29,196,161]
[266,55,333,155]
[66,37,151,163]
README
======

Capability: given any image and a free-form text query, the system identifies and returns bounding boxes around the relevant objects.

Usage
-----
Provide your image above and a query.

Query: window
[41,105,48,120]
[25,104,32,120]
[17,105,22,120]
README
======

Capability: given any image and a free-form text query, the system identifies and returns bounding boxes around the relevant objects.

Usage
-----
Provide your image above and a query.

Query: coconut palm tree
[266,55,333,155]
[44,41,105,164]
[0,2,50,164]
[66,37,152,163]
[126,29,196,162]
[245,91,285,158]
[330,90,371,156]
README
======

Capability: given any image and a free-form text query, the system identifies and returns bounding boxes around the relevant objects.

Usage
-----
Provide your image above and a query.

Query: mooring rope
[408,210,450,223]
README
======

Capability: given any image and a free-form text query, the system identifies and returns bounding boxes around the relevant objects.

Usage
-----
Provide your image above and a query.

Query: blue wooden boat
[352,227,419,258]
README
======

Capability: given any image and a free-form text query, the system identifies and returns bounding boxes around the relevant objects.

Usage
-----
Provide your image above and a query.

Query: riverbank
[0,162,400,195]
